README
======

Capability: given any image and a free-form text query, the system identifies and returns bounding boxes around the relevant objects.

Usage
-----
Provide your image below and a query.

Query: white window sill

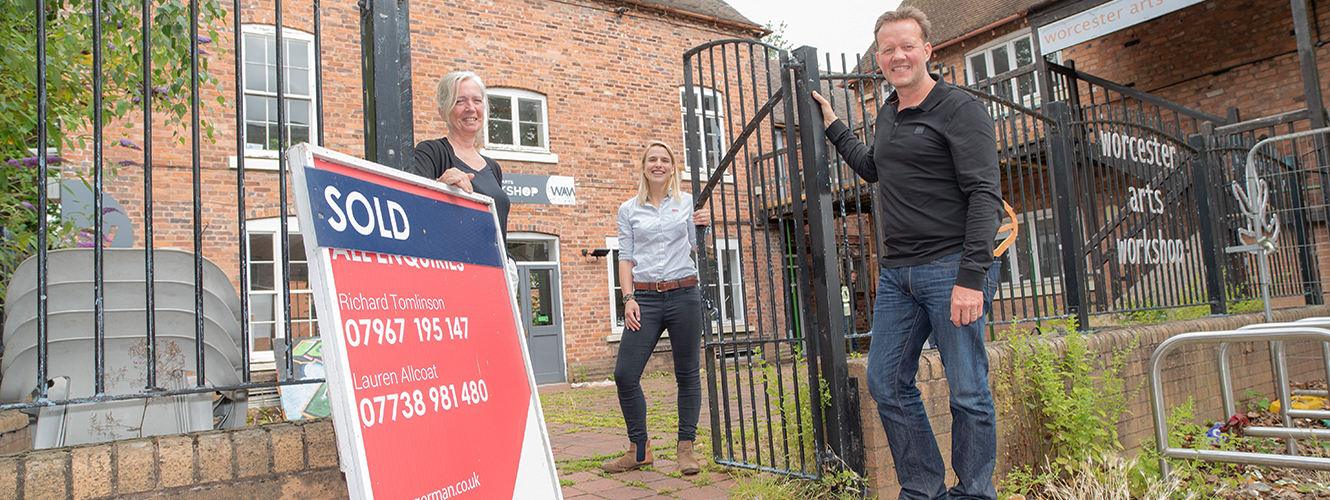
[682,174,735,185]
[229,155,283,170]
[606,323,749,343]
[481,148,559,164]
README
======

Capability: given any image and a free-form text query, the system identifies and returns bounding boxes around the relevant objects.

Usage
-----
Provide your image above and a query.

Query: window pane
[291,321,315,338]
[286,68,309,96]
[285,40,309,68]
[268,124,281,149]
[1036,231,1061,280]
[252,294,276,321]
[507,241,550,262]
[291,293,314,321]
[290,263,310,289]
[252,264,275,291]
[489,121,513,145]
[246,124,267,149]
[969,55,988,82]
[290,126,310,146]
[704,118,723,168]
[250,233,274,261]
[287,100,310,125]
[266,63,277,94]
[252,323,274,351]
[612,250,625,329]
[520,123,541,147]
[245,62,266,91]
[702,93,716,112]
[518,99,541,122]
[245,96,267,121]
[1017,74,1036,102]
[992,46,1011,75]
[489,96,512,120]
[529,269,553,326]
[245,36,266,64]
[289,234,307,261]
[1015,37,1034,66]
[999,253,1015,283]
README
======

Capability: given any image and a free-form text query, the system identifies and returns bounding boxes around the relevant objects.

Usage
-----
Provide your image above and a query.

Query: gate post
[790,45,863,475]
[1045,102,1090,328]
[359,0,414,170]
[1190,135,1228,314]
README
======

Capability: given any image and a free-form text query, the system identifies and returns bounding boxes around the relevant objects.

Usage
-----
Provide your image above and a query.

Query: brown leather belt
[634,275,699,292]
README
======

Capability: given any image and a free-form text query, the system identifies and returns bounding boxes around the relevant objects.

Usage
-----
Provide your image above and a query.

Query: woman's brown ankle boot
[676,440,701,475]
[602,440,653,473]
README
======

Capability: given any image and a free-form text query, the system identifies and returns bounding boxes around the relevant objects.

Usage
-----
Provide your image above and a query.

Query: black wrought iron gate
[679,38,1272,484]
[682,40,862,479]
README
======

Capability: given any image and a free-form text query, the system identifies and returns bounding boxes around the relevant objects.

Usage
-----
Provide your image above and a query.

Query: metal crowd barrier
[1149,326,1330,476]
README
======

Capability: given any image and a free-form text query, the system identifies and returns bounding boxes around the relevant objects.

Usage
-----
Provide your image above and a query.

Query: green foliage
[1000,326,1138,475]
[1038,315,1081,335]
[1,0,226,155]
[749,346,818,468]
[1135,398,1240,499]
[1242,389,1270,412]
[999,463,1058,498]
[1,0,227,302]
[761,21,793,53]
[729,466,866,500]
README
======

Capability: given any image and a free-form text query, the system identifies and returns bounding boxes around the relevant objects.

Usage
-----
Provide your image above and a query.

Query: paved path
[540,378,740,500]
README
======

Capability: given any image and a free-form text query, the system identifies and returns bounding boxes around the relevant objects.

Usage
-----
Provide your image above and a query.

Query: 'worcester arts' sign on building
[1092,127,1189,267]
[1037,0,1206,53]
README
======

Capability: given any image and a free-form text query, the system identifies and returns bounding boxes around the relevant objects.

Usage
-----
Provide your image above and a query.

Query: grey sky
[723,0,903,68]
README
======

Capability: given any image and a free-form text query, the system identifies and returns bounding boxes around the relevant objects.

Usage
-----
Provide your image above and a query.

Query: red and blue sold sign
[288,144,562,500]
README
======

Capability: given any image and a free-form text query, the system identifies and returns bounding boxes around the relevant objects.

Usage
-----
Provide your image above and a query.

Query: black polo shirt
[826,75,1001,291]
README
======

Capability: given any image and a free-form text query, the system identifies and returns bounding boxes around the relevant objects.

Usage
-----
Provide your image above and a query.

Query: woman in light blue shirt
[602,140,709,475]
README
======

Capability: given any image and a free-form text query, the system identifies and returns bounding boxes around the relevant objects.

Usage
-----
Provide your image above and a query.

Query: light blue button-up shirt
[617,192,698,283]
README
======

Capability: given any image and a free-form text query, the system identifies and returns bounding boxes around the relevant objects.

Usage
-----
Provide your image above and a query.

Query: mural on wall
[277,338,331,420]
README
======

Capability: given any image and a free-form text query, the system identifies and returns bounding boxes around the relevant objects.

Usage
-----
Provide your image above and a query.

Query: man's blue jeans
[866,251,1000,500]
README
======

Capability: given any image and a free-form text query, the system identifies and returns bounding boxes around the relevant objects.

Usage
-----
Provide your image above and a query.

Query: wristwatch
[623,293,636,303]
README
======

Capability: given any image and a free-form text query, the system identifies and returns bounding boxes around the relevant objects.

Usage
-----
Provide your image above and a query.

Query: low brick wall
[849,305,1330,499]
[0,418,348,499]
[0,412,29,457]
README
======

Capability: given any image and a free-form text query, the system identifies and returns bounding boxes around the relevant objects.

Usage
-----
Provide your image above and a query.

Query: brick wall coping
[0,412,25,435]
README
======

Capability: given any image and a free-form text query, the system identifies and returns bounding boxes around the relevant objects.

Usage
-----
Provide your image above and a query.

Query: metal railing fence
[1,0,324,420]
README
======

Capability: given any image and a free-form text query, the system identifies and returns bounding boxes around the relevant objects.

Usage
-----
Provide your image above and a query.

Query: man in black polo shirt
[813,6,1002,500]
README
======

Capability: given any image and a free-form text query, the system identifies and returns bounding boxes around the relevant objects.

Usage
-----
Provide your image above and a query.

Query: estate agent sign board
[287,143,561,500]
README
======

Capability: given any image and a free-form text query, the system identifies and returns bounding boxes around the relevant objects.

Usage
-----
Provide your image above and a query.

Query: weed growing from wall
[996,319,1140,495]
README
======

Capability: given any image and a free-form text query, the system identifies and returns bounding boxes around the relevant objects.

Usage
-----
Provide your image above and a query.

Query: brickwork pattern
[49,0,764,384]
[850,305,1330,499]
[0,412,30,457]
[0,419,343,499]
[927,0,1329,124]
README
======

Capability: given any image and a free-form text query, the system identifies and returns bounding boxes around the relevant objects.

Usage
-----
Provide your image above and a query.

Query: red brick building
[62,0,766,388]
[823,0,1330,323]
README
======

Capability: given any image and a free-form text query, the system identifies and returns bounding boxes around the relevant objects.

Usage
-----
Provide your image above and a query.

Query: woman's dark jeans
[614,285,702,445]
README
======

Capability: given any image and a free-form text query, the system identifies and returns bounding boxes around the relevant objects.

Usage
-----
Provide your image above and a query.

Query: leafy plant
[748,345,818,470]
[1134,398,1242,499]
[729,465,865,500]
[999,324,1138,475]
[1,0,227,302]
[1242,389,1270,412]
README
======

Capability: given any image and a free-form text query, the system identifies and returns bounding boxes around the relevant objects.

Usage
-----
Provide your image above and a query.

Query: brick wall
[927,0,1330,122]
[0,412,29,457]
[51,0,763,382]
[0,418,346,500]
[851,305,1330,499]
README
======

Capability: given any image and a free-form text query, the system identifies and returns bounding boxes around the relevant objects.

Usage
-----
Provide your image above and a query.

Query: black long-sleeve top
[408,137,510,242]
[825,76,1002,291]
